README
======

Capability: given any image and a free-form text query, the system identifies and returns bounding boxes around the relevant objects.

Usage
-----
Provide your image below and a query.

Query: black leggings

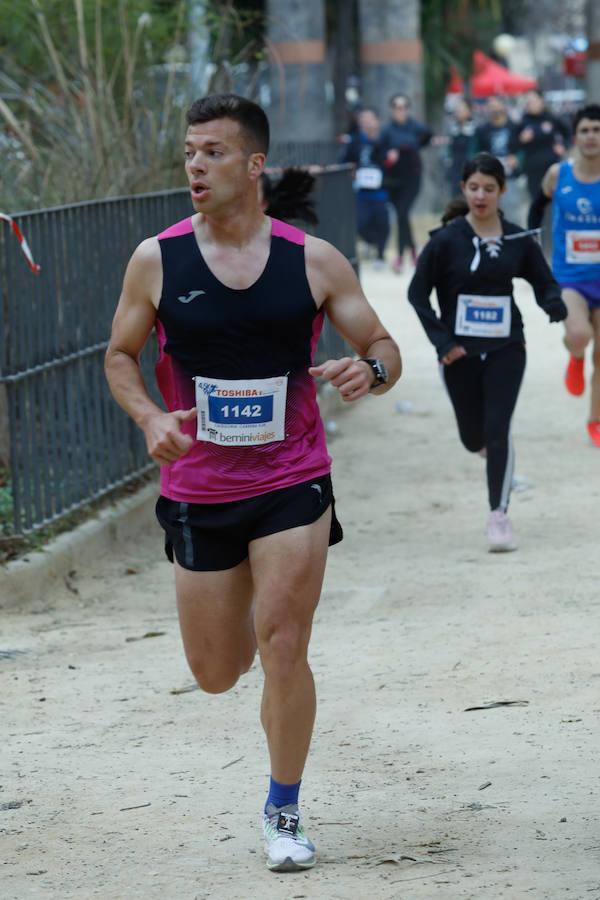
[441,342,526,511]
[387,180,420,255]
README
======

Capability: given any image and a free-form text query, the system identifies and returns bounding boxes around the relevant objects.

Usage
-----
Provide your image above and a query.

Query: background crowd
[340,87,574,272]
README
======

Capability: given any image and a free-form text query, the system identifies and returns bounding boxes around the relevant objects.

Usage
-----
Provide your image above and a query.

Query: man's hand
[142,407,197,465]
[440,345,467,366]
[309,357,374,401]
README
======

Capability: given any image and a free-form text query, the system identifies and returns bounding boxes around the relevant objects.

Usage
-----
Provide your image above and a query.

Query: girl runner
[408,152,567,552]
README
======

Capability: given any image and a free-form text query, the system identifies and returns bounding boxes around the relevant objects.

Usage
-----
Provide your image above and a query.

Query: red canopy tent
[446,65,465,95]
[469,50,537,97]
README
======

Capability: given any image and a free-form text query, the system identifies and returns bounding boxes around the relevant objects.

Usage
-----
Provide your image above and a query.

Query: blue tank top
[552,159,600,283]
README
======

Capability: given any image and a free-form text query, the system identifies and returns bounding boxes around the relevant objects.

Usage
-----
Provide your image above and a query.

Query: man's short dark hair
[186,94,270,155]
[573,103,600,132]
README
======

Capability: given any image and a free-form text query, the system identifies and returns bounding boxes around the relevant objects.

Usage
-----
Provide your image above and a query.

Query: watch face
[362,357,388,387]
[373,359,388,383]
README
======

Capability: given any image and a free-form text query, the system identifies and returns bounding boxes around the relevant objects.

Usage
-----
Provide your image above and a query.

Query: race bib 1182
[455,294,512,338]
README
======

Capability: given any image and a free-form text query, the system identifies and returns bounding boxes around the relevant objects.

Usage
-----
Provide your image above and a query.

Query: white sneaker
[263,802,315,871]
[487,509,516,552]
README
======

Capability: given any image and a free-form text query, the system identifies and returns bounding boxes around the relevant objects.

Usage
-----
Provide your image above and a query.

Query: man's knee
[565,317,593,353]
[256,620,308,681]
[186,647,255,694]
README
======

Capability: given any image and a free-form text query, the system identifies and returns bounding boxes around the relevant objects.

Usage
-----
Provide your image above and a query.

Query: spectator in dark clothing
[474,95,522,223]
[379,93,432,273]
[516,89,571,200]
[341,107,390,267]
[445,98,477,198]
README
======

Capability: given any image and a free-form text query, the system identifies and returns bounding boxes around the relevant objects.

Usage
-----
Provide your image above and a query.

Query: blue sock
[265,776,301,813]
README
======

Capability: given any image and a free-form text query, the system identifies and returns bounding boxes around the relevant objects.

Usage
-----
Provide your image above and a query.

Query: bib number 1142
[194,374,288,445]
[209,396,273,424]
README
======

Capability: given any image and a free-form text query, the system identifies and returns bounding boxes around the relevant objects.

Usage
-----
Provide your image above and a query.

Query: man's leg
[249,508,331,786]
[174,559,256,693]
[374,195,390,261]
[588,309,600,445]
[562,288,593,396]
[249,509,331,871]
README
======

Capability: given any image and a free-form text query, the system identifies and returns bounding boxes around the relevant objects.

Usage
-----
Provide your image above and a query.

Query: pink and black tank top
[154,216,331,503]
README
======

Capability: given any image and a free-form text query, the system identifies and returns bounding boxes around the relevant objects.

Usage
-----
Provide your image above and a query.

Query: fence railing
[0,165,357,535]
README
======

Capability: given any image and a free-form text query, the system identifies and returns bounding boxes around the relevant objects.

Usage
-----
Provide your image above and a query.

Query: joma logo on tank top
[178,289,206,303]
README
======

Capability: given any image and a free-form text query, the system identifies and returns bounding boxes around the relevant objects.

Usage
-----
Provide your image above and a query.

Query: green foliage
[0,0,191,209]
[0,0,182,88]
[0,0,266,210]
[421,0,503,111]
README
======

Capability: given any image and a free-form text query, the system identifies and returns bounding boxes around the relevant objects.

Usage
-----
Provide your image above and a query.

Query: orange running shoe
[565,355,585,396]
[587,421,600,447]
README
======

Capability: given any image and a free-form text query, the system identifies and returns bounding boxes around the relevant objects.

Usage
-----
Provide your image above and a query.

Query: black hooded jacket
[408,216,566,360]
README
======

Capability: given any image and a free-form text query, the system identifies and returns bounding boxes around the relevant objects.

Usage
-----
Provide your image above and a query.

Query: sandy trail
[1,256,599,899]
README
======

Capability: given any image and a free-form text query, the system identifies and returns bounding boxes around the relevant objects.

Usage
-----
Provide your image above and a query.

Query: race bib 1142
[193,375,287,446]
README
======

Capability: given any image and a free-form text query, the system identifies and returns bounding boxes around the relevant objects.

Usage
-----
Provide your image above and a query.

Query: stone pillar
[265,0,333,142]
[358,0,424,117]
[586,0,600,102]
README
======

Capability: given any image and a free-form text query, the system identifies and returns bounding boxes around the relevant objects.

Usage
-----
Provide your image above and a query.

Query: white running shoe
[487,509,516,552]
[263,802,316,872]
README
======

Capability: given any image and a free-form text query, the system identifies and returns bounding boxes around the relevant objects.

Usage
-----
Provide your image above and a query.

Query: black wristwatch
[360,357,388,390]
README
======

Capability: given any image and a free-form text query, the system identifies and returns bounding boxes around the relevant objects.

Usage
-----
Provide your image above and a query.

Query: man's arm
[104,238,196,465]
[527,162,559,230]
[305,236,402,401]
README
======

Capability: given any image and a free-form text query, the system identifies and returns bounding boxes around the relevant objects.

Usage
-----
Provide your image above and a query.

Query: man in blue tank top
[105,94,402,872]
[529,104,600,446]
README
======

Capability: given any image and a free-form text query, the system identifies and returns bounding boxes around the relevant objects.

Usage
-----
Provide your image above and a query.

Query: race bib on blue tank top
[194,375,288,446]
[565,230,600,264]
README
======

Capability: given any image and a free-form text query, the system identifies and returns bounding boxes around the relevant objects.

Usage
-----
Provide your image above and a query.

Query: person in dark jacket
[474,95,522,222]
[445,98,477,199]
[379,93,432,273]
[340,107,390,266]
[517,89,571,200]
[408,152,567,552]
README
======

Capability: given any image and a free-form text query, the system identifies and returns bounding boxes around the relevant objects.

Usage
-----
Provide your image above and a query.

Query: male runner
[528,103,600,446]
[104,94,401,871]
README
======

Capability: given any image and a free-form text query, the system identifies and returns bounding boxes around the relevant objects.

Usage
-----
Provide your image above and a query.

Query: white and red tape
[0,212,40,274]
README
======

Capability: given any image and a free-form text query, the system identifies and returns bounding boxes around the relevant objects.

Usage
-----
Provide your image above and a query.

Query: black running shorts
[155,474,343,572]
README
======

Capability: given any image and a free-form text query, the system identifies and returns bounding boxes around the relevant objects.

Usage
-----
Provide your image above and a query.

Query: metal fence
[0,165,357,535]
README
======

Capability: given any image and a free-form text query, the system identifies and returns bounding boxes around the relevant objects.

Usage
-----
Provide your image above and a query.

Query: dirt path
[1,257,599,899]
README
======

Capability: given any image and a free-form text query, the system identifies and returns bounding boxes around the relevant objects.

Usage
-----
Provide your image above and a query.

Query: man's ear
[248,152,266,181]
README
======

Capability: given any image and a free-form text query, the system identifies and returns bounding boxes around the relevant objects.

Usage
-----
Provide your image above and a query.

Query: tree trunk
[331,0,357,136]
[0,383,8,469]
[265,0,333,142]
[187,0,212,96]
[357,0,424,117]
